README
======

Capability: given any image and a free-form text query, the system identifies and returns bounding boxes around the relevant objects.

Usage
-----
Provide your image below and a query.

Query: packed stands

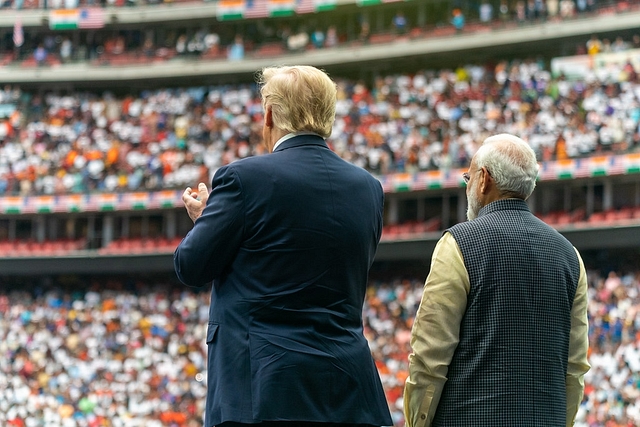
[3,0,637,68]
[2,2,640,426]
[365,265,640,427]
[2,50,640,197]
[1,266,639,426]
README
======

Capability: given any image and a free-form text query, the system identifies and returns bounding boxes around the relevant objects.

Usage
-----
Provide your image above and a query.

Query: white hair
[474,133,539,199]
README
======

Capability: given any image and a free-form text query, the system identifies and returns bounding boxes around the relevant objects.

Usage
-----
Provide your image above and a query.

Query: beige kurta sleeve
[566,248,590,426]
[403,232,470,427]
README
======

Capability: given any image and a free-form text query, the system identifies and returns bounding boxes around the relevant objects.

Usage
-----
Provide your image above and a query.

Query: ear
[265,105,273,128]
[479,167,492,194]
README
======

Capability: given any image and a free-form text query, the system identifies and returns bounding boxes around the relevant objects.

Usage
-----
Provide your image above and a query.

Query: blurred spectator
[203,31,220,54]
[286,27,309,51]
[499,0,511,23]
[359,20,371,44]
[187,29,207,56]
[451,8,465,33]
[392,11,408,35]
[560,0,576,18]
[310,27,325,49]
[227,34,244,60]
[59,37,72,63]
[33,44,46,66]
[515,0,527,23]
[479,1,493,23]
[142,37,155,58]
[176,34,188,56]
[587,34,603,55]
[325,25,338,48]
[547,0,559,20]
[611,36,629,52]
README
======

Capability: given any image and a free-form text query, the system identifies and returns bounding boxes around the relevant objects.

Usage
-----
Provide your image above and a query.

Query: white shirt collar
[272,131,323,151]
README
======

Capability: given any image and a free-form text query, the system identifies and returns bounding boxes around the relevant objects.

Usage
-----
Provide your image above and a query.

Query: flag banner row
[380,153,639,192]
[1,154,638,213]
[49,8,105,30]
[216,0,336,20]
[357,0,413,5]
[0,190,182,215]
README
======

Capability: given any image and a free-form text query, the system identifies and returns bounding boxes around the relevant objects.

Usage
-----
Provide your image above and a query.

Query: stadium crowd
[3,0,636,68]
[2,50,640,196]
[1,265,639,426]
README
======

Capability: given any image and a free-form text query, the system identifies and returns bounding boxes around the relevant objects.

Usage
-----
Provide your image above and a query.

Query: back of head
[258,65,337,138]
[474,133,539,199]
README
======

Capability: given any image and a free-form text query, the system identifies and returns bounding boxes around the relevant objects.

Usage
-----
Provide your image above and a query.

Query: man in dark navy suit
[174,65,392,427]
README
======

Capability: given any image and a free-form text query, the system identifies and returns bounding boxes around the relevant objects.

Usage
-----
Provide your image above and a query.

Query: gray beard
[466,191,481,221]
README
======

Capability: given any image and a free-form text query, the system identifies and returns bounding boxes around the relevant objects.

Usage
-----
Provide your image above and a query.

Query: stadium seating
[1,266,637,426]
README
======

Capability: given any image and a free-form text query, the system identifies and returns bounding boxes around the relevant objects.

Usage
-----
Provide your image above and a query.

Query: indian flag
[268,0,295,17]
[217,0,246,21]
[356,0,381,6]
[555,159,575,180]
[296,0,336,13]
[35,196,55,214]
[63,194,84,213]
[155,190,181,209]
[49,9,80,30]
[391,173,412,192]
[0,196,22,214]
[124,192,148,210]
[97,194,118,211]
[425,170,443,190]
[624,153,640,174]
[314,0,336,12]
[589,156,608,177]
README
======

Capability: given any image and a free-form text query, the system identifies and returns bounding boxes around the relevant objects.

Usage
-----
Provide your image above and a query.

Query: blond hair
[258,65,337,138]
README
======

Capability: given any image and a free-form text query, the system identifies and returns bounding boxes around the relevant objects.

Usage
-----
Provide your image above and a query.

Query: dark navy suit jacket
[174,135,392,426]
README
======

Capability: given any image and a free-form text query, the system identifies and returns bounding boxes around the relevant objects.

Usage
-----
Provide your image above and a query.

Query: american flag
[245,0,269,18]
[295,0,315,14]
[13,19,23,47]
[78,8,105,29]
[605,155,627,176]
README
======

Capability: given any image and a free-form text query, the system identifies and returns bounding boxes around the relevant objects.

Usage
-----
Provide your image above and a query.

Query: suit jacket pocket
[206,322,219,344]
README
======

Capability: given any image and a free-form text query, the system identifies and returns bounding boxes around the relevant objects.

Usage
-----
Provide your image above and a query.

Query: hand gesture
[183,182,209,223]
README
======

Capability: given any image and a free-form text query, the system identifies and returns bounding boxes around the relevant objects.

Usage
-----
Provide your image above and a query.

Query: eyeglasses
[462,168,491,184]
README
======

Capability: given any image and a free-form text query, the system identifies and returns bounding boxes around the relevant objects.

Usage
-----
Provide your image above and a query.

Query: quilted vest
[435,199,580,426]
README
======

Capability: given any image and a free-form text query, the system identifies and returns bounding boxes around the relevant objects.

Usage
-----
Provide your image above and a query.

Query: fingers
[184,184,207,201]
[183,187,193,203]
[197,182,209,203]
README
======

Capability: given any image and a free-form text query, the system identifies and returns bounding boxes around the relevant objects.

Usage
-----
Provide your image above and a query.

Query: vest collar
[477,198,529,218]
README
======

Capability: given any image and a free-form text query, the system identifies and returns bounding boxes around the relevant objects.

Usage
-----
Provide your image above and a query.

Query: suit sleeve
[404,232,470,427]
[566,248,590,426]
[174,165,245,286]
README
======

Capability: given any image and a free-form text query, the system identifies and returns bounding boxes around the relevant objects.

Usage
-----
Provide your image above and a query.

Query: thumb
[198,182,209,198]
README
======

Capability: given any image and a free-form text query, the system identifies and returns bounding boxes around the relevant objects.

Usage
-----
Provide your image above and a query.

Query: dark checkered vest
[436,199,581,426]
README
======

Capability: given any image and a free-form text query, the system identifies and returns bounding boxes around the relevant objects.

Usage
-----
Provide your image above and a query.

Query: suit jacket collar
[273,134,328,152]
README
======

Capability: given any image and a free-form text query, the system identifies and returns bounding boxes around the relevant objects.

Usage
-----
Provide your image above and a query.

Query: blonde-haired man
[175,65,392,427]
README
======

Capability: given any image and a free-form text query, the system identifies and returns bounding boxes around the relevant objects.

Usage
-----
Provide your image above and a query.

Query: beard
[466,180,482,221]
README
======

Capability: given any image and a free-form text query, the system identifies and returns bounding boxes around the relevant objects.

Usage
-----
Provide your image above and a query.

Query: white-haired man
[404,133,590,427]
